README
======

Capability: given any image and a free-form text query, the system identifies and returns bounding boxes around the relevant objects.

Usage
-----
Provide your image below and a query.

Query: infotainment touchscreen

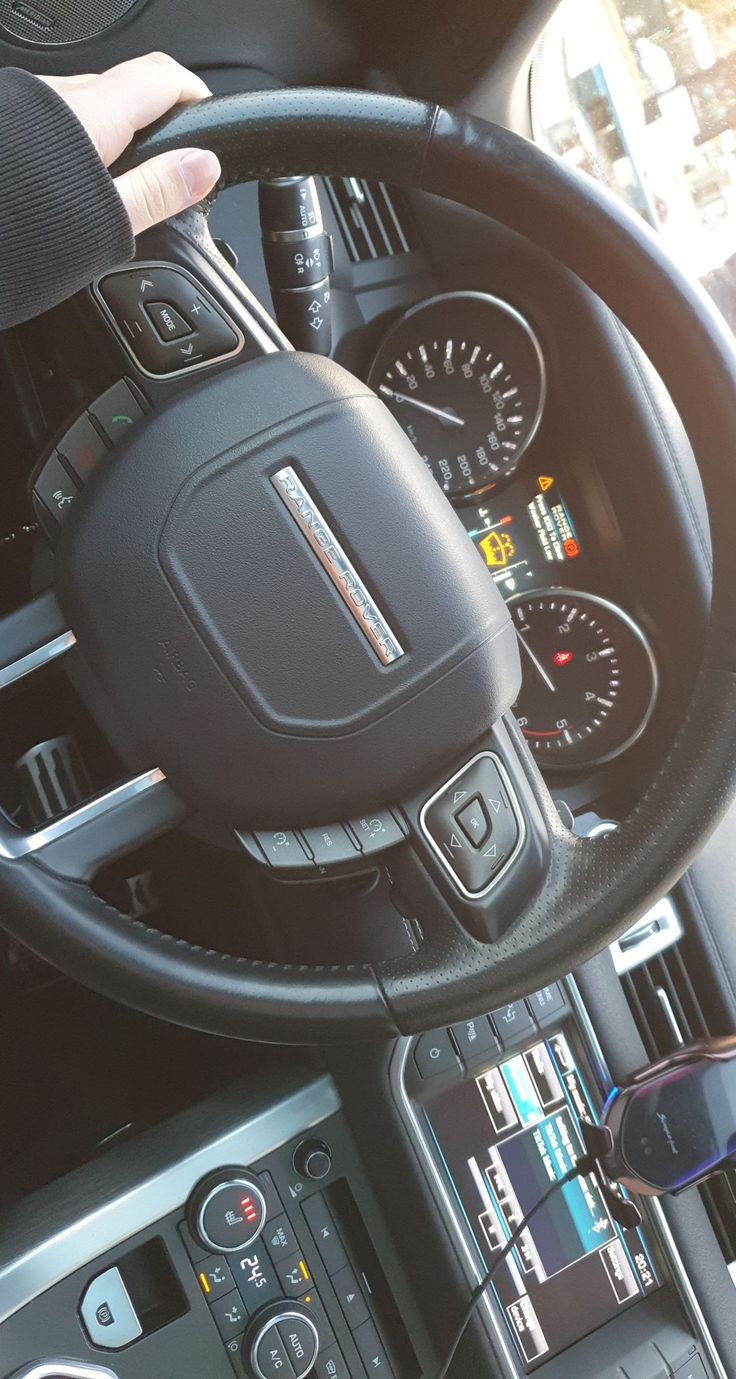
[425,1029,659,1370]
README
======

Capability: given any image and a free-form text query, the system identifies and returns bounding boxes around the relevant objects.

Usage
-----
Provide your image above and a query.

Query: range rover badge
[271,465,405,665]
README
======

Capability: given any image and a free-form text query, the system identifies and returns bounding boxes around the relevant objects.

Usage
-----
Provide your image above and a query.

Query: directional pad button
[421,752,522,897]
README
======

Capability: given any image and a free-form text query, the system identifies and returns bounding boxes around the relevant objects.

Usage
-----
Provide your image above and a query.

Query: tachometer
[508,590,658,768]
[368,291,546,500]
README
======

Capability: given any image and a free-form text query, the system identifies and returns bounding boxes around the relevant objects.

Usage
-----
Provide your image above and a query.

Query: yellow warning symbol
[538,475,554,492]
[479,530,515,568]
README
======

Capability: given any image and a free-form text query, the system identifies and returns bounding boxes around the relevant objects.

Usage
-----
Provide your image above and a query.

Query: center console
[0,1076,416,1379]
[0,984,728,1379]
[391,978,725,1379]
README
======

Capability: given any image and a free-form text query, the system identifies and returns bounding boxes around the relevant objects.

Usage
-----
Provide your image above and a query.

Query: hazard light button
[420,751,522,898]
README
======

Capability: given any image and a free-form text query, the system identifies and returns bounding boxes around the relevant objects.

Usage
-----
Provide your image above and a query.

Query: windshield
[532,0,736,330]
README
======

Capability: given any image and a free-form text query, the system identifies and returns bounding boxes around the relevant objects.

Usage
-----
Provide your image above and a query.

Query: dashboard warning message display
[426,1030,659,1371]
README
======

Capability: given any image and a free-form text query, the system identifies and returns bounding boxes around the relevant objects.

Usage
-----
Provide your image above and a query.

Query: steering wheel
[1,88,734,1045]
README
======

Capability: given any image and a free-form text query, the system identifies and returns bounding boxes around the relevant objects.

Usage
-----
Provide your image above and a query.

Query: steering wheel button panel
[88,378,146,444]
[80,1265,142,1348]
[348,809,406,854]
[33,452,80,530]
[421,752,523,898]
[301,823,360,867]
[95,263,243,378]
[455,793,491,847]
[253,830,314,870]
[57,414,109,483]
[144,300,192,341]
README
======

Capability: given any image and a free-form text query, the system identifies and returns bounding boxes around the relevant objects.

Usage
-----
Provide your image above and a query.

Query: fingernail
[179,148,221,198]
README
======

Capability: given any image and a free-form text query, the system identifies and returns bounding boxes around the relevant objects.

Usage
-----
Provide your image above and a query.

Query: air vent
[324,177,417,263]
[620,937,736,1267]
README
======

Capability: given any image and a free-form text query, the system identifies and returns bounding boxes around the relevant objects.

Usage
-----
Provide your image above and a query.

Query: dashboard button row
[413,982,568,1080]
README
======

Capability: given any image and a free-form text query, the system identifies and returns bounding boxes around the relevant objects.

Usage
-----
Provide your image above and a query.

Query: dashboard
[353,284,667,781]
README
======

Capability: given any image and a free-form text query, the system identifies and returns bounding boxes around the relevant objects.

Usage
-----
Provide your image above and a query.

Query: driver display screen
[425,1030,659,1369]
[458,471,586,599]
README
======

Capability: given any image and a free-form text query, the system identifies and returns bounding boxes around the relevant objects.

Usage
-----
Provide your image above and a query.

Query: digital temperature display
[459,473,583,598]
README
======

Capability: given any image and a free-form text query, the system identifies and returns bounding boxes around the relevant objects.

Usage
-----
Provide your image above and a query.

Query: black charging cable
[435,1157,595,1379]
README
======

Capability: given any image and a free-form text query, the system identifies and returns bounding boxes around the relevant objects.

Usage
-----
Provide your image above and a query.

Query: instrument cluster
[368,292,658,770]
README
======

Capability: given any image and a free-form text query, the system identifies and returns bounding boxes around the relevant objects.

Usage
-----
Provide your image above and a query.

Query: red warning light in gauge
[564,538,580,559]
[553,651,574,667]
[240,1195,259,1223]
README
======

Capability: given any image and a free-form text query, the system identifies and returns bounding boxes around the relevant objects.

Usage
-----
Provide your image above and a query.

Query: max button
[414,1028,459,1079]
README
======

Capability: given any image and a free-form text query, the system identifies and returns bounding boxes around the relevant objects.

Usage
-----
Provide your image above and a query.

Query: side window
[532,0,736,332]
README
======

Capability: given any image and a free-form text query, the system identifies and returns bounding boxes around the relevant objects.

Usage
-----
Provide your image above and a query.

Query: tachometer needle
[516,631,557,693]
[378,385,465,428]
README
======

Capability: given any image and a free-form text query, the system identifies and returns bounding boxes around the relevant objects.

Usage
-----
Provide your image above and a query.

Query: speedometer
[368,291,546,500]
[508,590,658,768]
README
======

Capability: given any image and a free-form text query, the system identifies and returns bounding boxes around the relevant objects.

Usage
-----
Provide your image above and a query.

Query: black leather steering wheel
[1,87,736,1045]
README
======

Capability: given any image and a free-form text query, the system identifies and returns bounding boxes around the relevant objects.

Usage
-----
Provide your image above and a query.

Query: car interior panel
[2,3,736,1379]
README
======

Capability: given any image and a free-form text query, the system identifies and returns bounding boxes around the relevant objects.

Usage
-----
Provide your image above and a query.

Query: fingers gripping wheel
[1,90,736,1042]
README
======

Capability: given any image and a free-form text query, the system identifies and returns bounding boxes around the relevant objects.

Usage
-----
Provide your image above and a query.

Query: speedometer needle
[516,631,557,693]
[378,385,465,428]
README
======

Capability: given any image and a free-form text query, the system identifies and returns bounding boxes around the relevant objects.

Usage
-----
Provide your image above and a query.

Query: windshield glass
[532,0,736,329]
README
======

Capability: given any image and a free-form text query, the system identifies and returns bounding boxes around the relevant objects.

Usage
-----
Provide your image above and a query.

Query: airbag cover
[56,353,520,825]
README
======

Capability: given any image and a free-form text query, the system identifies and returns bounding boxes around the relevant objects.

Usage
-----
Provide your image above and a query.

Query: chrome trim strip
[271,465,405,666]
[92,260,262,382]
[10,1365,118,1379]
[0,1075,340,1326]
[565,976,728,1379]
[0,631,76,692]
[418,750,526,900]
[0,769,167,861]
[390,1040,520,1379]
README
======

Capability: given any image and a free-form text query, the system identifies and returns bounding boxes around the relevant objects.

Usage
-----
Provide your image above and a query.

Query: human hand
[40,52,221,235]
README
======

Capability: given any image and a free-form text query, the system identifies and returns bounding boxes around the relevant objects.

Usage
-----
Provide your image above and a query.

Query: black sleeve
[0,67,135,330]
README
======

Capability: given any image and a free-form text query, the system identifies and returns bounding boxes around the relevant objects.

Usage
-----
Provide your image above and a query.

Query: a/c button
[414,1028,459,1079]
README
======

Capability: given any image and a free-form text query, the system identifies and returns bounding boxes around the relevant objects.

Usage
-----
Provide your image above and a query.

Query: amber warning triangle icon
[538,475,554,492]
